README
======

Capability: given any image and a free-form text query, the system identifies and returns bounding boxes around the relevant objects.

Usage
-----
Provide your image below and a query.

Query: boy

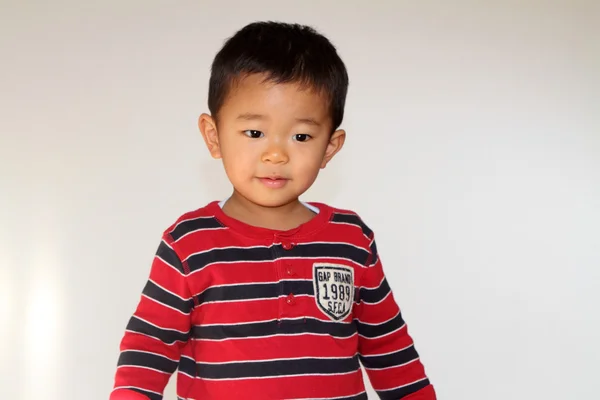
[111,21,436,400]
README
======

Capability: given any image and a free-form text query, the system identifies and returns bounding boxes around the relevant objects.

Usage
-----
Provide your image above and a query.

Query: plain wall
[1,0,599,399]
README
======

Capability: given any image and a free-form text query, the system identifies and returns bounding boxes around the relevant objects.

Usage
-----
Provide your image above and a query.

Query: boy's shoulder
[308,201,376,240]
[161,200,224,241]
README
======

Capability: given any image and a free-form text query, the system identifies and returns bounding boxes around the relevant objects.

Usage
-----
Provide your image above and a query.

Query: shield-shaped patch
[313,263,355,321]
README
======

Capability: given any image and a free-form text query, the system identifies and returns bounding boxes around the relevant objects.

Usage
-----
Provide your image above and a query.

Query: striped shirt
[111,201,436,400]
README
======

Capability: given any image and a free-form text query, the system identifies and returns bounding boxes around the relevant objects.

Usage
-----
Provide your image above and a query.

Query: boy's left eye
[294,134,311,142]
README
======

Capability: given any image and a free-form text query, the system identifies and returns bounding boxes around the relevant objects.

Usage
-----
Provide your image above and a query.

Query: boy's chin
[233,189,305,209]
[252,196,303,209]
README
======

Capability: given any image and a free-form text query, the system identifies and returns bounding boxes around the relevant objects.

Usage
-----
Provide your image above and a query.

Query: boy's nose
[262,144,289,164]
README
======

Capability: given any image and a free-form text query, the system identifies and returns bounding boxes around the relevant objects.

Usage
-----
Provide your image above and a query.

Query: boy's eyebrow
[236,113,322,127]
[237,113,266,121]
[295,117,321,126]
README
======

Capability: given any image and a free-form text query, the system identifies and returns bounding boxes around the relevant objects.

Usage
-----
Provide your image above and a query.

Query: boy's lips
[257,176,289,189]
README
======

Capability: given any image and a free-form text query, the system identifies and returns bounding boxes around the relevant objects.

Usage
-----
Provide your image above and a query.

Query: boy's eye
[243,130,264,138]
[294,134,311,142]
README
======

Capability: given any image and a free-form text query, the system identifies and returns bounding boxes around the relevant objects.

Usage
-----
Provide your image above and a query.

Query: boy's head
[199,21,349,208]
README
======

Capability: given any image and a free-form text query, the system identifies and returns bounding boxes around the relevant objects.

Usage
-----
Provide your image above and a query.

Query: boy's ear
[198,113,221,159]
[321,129,346,169]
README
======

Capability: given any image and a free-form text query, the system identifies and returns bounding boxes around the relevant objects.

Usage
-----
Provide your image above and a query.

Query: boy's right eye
[243,130,264,138]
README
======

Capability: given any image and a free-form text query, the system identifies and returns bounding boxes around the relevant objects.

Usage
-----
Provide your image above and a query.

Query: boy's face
[199,73,345,208]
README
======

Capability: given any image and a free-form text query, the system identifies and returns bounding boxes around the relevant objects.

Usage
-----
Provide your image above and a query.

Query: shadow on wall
[197,159,231,201]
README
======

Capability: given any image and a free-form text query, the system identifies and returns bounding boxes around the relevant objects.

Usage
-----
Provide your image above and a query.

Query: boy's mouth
[257,176,289,189]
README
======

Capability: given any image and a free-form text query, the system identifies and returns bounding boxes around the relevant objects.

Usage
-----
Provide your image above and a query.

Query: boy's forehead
[221,73,330,122]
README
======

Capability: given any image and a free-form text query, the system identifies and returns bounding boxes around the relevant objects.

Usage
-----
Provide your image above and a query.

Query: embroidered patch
[313,263,355,321]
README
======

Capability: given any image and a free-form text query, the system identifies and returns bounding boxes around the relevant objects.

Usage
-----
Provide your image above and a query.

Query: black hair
[208,21,349,131]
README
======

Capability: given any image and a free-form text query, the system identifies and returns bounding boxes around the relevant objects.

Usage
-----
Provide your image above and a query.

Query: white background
[1,1,599,399]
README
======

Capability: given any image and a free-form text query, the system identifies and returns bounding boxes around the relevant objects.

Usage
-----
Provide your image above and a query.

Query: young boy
[111,21,436,400]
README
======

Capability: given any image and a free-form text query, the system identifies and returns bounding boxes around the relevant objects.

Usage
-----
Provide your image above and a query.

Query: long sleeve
[355,236,436,400]
[111,235,194,400]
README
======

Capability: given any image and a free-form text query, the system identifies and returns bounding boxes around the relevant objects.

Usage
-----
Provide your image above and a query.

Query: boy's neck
[221,190,317,231]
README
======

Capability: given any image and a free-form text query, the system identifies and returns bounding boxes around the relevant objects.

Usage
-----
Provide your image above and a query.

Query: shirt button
[282,242,295,250]
[285,265,295,276]
[286,293,295,305]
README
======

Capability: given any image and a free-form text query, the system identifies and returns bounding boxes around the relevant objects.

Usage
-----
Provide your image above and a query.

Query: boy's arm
[111,235,193,400]
[355,235,436,400]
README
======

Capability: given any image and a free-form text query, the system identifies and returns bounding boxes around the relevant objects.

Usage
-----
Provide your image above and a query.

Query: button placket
[271,233,286,324]
[277,236,301,321]
[281,241,295,303]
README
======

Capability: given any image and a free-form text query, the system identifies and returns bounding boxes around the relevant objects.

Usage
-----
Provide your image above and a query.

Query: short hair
[208,21,349,131]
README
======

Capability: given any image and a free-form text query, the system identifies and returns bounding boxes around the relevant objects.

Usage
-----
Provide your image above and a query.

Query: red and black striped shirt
[111,201,436,400]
